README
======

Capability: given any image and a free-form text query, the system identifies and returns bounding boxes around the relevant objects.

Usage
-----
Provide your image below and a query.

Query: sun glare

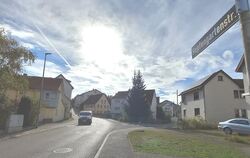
[79,24,124,68]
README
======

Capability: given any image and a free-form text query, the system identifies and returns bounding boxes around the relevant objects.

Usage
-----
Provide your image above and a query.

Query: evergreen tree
[126,70,151,122]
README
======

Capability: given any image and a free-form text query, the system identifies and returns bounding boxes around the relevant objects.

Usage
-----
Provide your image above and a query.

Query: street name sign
[192,5,239,58]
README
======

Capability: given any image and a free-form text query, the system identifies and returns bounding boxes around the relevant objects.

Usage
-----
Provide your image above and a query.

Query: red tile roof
[27,76,63,91]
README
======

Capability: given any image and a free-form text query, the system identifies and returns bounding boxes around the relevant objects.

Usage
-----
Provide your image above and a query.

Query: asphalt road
[0,117,135,158]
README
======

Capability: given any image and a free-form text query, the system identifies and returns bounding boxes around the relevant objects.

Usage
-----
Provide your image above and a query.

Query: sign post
[236,0,250,92]
[192,5,239,58]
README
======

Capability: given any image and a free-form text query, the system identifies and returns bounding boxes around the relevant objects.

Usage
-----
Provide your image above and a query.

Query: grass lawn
[128,129,250,158]
[195,130,250,145]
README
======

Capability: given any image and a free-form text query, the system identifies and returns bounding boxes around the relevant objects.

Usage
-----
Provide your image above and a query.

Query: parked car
[218,118,250,135]
[78,111,92,125]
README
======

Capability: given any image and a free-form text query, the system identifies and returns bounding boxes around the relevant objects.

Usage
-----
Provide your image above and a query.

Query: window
[218,76,223,81]
[239,90,245,98]
[114,107,120,110]
[194,92,199,100]
[230,120,249,125]
[234,90,239,99]
[234,109,240,118]
[241,109,247,118]
[194,108,200,116]
[182,96,186,105]
[183,110,186,118]
[45,92,57,99]
[45,93,50,99]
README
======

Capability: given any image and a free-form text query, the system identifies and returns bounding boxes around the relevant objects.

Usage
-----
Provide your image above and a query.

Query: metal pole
[236,0,250,92]
[176,90,179,105]
[36,53,51,127]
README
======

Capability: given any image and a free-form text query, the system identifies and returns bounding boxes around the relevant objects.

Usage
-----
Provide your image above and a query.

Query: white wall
[239,65,250,118]
[150,93,157,119]
[205,72,248,123]
[181,89,205,119]
[111,98,127,115]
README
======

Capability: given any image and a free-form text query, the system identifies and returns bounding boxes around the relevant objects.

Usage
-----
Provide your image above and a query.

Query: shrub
[0,95,15,129]
[17,96,39,127]
[178,117,217,130]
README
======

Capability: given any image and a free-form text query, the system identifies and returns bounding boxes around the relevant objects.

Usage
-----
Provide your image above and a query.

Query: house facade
[111,90,157,120]
[236,56,250,118]
[180,70,248,123]
[73,89,102,114]
[158,100,180,117]
[56,74,74,119]
[79,94,111,115]
[6,75,73,123]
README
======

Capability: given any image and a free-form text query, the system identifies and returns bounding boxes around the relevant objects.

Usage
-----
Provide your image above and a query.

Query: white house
[73,89,102,114]
[158,100,180,117]
[111,90,157,120]
[236,56,250,118]
[180,70,248,123]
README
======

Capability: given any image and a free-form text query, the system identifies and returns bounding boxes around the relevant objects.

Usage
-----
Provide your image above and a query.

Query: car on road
[218,118,250,135]
[78,111,92,125]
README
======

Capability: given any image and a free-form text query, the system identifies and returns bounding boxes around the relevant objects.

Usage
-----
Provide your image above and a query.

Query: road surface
[0,117,135,158]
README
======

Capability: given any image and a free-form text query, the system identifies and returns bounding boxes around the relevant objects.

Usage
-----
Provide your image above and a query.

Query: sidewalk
[0,118,75,140]
[96,127,173,158]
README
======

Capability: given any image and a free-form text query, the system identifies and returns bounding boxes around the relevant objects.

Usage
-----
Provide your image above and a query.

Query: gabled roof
[180,70,243,95]
[56,74,74,89]
[112,91,129,99]
[27,76,63,91]
[235,55,244,72]
[82,94,104,105]
[75,89,102,99]
[158,100,178,107]
[113,89,156,105]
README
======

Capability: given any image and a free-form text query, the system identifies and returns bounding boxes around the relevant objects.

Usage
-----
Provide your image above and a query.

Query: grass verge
[128,129,249,158]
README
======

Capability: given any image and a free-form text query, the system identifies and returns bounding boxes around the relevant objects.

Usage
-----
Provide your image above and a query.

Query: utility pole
[36,53,51,127]
[176,90,179,105]
[236,0,250,92]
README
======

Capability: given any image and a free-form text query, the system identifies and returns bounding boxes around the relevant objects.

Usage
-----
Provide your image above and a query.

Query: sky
[0,0,245,103]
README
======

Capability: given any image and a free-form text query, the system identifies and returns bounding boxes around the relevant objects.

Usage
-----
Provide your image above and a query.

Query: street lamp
[36,52,52,127]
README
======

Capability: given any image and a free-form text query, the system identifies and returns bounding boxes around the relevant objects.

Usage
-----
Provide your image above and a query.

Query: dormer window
[218,76,223,81]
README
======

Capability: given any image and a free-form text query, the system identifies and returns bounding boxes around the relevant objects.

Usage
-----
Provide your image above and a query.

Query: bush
[17,96,39,127]
[0,95,15,129]
[178,117,217,130]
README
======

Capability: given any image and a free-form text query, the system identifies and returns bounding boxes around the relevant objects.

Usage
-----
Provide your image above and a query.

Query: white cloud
[1,0,242,101]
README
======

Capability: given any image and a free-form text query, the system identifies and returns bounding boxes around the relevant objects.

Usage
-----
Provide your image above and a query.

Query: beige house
[236,56,250,118]
[180,70,248,123]
[6,75,73,123]
[73,89,102,114]
[80,94,111,115]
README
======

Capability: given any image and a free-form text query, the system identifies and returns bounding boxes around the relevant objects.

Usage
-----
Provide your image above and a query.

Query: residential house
[111,90,157,120]
[27,76,66,122]
[110,91,128,119]
[6,75,73,123]
[79,94,111,115]
[235,56,250,117]
[180,70,248,123]
[56,74,74,119]
[73,89,102,114]
[158,100,180,117]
